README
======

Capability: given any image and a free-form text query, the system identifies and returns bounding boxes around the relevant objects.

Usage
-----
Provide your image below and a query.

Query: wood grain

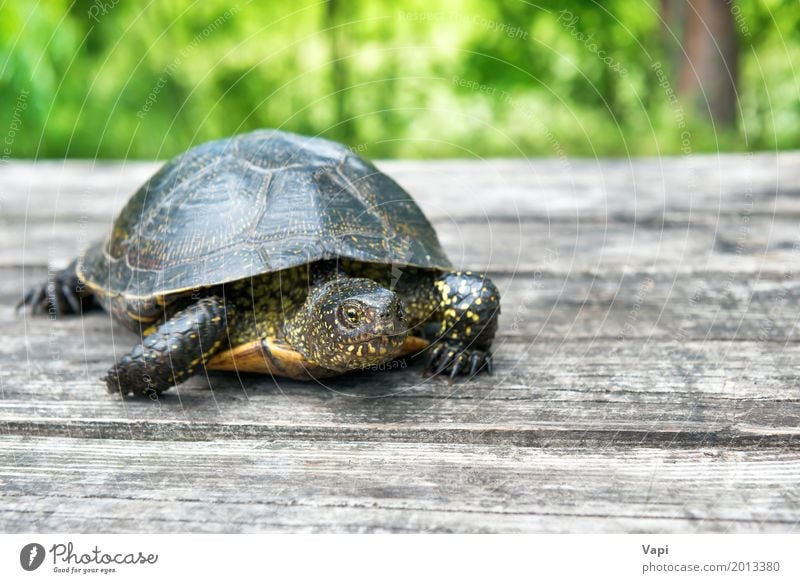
[1,437,797,533]
[0,156,798,533]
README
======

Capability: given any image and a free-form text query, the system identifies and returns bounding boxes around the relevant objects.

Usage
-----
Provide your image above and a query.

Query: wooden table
[1,154,798,533]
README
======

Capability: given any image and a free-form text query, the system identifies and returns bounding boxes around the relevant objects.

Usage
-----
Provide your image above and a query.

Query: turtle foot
[422,341,493,383]
[16,259,96,317]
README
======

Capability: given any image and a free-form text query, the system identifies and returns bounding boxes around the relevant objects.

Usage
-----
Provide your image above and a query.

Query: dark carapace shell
[79,130,451,300]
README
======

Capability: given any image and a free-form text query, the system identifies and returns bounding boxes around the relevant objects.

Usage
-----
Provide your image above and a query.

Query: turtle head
[286,277,408,371]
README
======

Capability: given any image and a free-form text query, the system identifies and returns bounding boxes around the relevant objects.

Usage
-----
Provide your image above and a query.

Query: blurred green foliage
[1,0,798,159]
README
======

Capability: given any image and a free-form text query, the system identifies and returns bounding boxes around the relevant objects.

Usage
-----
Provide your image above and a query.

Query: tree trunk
[659,0,685,79]
[675,0,739,128]
[324,0,354,142]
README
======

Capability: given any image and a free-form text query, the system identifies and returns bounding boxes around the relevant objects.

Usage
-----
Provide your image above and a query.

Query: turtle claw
[22,281,62,316]
[16,283,47,315]
[468,352,482,377]
[17,261,95,318]
[423,342,492,382]
[433,349,456,376]
[423,344,445,376]
[447,353,468,384]
[62,280,82,314]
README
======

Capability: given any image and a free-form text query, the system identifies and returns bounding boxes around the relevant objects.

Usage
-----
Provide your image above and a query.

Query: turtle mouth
[358,334,405,353]
[341,333,407,369]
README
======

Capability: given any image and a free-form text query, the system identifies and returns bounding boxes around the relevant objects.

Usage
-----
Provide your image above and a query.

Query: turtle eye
[338,302,363,328]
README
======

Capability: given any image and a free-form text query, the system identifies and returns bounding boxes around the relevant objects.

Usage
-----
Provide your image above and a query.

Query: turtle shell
[79,130,451,298]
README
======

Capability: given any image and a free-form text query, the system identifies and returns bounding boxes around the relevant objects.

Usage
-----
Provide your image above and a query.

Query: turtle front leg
[17,259,99,316]
[104,297,228,397]
[423,271,500,380]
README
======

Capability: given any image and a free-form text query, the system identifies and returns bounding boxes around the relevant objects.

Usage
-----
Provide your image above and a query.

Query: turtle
[18,129,500,397]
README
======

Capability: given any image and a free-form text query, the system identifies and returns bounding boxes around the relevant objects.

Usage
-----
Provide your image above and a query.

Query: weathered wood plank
[3,153,800,223]
[2,156,799,533]
[1,437,797,533]
[2,265,799,446]
[3,331,799,445]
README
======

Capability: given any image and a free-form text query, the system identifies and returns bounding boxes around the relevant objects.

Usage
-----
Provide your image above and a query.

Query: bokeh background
[1,0,798,160]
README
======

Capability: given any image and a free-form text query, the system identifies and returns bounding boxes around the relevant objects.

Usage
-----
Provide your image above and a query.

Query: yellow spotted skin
[431,272,499,341]
[282,273,407,371]
[225,266,310,345]
[101,261,500,396]
[103,297,229,397]
[420,270,500,377]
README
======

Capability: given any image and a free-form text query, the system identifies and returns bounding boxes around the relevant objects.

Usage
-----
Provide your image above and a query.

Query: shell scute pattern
[79,130,451,317]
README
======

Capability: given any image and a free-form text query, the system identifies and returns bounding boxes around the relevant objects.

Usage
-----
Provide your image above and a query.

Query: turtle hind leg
[17,258,99,316]
[104,297,228,397]
[423,271,500,381]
